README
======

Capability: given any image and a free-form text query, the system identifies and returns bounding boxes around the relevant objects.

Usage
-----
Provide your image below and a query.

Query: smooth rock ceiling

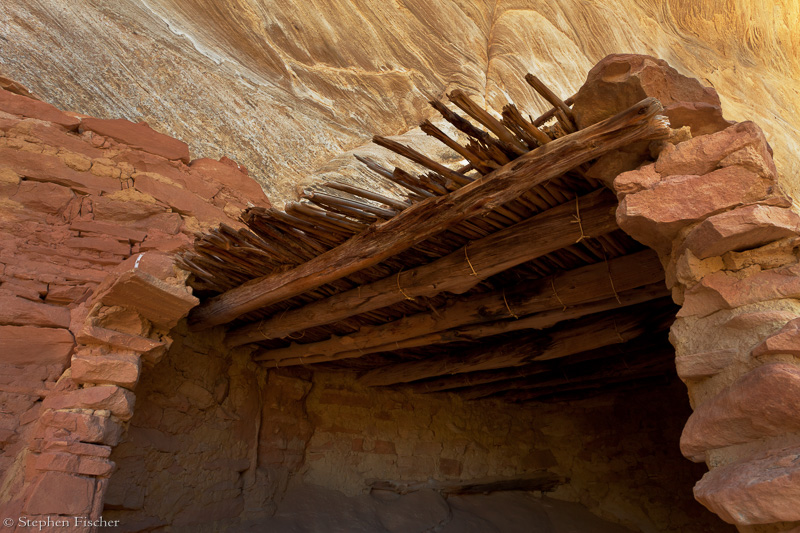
[1,1,798,202]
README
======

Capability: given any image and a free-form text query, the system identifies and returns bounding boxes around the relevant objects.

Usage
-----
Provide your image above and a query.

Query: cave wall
[103,328,726,533]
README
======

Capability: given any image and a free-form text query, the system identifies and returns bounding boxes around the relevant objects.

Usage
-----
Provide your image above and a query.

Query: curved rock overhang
[0,53,798,532]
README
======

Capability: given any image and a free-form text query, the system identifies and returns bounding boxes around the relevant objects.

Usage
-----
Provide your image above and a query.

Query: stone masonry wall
[614,102,800,530]
[0,78,269,529]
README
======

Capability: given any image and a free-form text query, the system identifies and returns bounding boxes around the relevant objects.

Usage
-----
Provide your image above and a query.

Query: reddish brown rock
[752,318,800,357]
[80,118,190,163]
[77,324,165,355]
[617,165,775,253]
[654,121,777,179]
[71,352,141,389]
[10,180,75,214]
[681,363,800,460]
[69,220,147,243]
[189,157,270,208]
[131,173,232,223]
[572,54,722,130]
[0,296,70,328]
[65,236,131,256]
[694,444,800,525]
[663,101,734,137]
[40,409,124,446]
[42,385,135,421]
[96,270,198,329]
[0,89,80,130]
[43,439,112,458]
[0,147,118,194]
[675,349,738,381]
[0,326,74,366]
[0,76,40,100]
[36,452,115,477]
[680,262,800,317]
[683,205,800,260]
[24,471,95,515]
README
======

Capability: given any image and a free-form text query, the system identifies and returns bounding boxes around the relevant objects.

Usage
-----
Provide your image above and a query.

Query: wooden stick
[368,472,564,495]
[189,98,670,330]
[420,120,495,174]
[502,103,551,146]
[323,181,411,211]
[429,100,512,164]
[448,90,529,155]
[373,135,472,186]
[533,95,575,127]
[525,74,576,124]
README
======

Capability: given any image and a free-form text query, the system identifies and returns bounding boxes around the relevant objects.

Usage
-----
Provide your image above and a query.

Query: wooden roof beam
[357,300,675,387]
[460,342,675,400]
[228,188,619,347]
[252,250,666,365]
[188,98,669,330]
[408,332,671,394]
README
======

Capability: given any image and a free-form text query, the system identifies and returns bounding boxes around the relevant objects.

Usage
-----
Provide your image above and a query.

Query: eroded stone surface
[681,364,800,461]
[694,444,800,525]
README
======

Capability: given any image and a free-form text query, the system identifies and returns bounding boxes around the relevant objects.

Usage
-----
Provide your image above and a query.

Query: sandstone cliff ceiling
[1,0,798,202]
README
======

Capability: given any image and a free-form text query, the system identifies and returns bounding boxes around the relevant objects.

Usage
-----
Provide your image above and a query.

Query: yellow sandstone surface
[1,0,797,201]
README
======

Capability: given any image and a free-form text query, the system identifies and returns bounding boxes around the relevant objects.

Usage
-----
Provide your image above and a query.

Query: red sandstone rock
[654,121,777,179]
[663,101,734,137]
[0,89,80,130]
[0,147,119,194]
[77,324,165,356]
[752,317,800,357]
[24,471,95,515]
[0,296,70,328]
[132,172,232,223]
[43,439,112,458]
[694,444,800,525]
[96,270,198,329]
[40,409,124,446]
[36,452,115,477]
[71,352,141,389]
[680,363,800,460]
[680,262,800,317]
[675,349,738,381]
[189,157,270,208]
[22,121,105,159]
[81,118,190,163]
[11,180,75,214]
[617,165,775,253]
[69,220,147,243]
[42,385,135,421]
[0,326,74,366]
[683,205,800,260]
[64,236,131,256]
[572,54,722,129]
[0,77,40,100]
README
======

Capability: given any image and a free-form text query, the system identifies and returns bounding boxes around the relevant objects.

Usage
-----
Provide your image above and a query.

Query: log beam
[188,98,670,329]
[368,472,564,495]
[357,300,674,387]
[460,342,675,400]
[229,188,620,347]
[250,248,664,363]
[408,332,671,394]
